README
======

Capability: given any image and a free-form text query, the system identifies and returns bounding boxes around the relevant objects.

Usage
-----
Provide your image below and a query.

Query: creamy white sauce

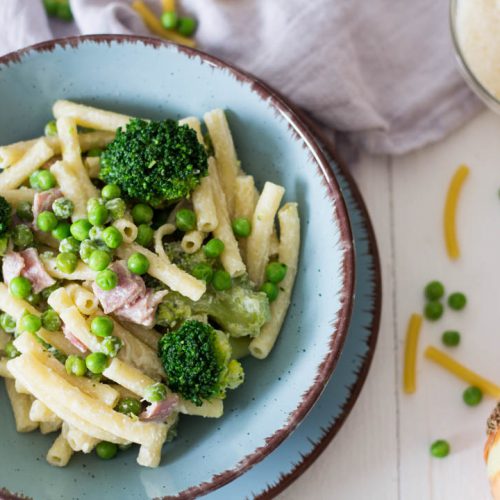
[456,0,500,99]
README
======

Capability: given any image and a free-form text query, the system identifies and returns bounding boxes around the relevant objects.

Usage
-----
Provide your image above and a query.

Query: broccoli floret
[0,196,12,236]
[100,119,208,205]
[158,320,244,405]
[164,241,209,273]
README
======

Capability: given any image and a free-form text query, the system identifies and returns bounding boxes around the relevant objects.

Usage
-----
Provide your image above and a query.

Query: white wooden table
[280,110,500,500]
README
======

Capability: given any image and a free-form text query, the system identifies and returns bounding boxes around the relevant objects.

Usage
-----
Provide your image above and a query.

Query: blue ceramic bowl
[0,36,354,499]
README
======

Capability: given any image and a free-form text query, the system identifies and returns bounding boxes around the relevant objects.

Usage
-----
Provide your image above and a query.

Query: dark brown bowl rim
[0,34,355,500]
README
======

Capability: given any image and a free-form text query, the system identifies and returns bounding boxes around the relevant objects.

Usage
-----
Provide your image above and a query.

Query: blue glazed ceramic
[0,36,354,499]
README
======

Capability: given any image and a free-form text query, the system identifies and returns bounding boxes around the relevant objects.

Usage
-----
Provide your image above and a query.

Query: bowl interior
[0,37,352,499]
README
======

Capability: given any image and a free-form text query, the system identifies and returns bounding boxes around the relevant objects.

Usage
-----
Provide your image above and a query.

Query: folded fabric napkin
[0,0,483,155]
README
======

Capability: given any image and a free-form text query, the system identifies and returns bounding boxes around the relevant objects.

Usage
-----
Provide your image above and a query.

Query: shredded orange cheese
[403,313,422,394]
[444,165,469,260]
[131,1,196,48]
[161,0,176,12]
[425,346,500,398]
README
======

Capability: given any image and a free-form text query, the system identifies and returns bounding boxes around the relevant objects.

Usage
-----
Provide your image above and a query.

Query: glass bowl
[450,0,500,114]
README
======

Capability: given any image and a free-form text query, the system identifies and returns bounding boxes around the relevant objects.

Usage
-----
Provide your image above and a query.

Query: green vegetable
[158,320,244,405]
[18,313,42,333]
[16,201,33,222]
[212,270,231,291]
[191,263,213,283]
[4,340,20,359]
[100,336,123,358]
[41,309,61,332]
[177,16,197,36]
[65,355,86,377]
[56,252,78,274]
[102,226,123,249]
[144,382,168,403]
[70,219,92,241]
[463,386,482,406]
[88,250,111,272]
[85,352,109,374]
[9,276,32,299]
[116,397,142,416]
[36,211,58,232]
[88,226,105,241]
[12,224,33,249]
[26,292,41,307]
[95,441,118,460]
[175,208,197,232]
[442,330,460,347]
[424,301,443,321]
[161,11,178,29]
[101,184,121,201]
[0,235,8,257]
[0,196,12,236]
[448,292,467,310]
[96,269,118,291]
[127,252,149,275]
[90,316,114,338]
[37,170,56,191]
[105,198,126,220]
[430,439,450,458]
[99,118,208,205]
[51,221,71,241]
[260,282,279,302]
[59,236,80,254]
[79,239,100,263]
[135,224,154,247]
[52,198,74,220]
[87,148,102,158]
[232,217,251,238]
[44,120,58,136]
[203,238,224,258]
[0,313,16,334]
[88,205,109,226]
[424,281,445,300]
[131,203,153,225]
[265,262,287,284]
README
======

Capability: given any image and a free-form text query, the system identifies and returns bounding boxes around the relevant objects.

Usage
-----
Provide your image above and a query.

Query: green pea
[51,221,71,241]
[127,252,149,275]
[175,208,197,232]
[212,270,231,291]
[89,225,104,241]
[90,316,114,338]
[85,352,109,374]
[70,219,92,241]
[87,148,102,158]
[463,386,483,406]
[43,0,58,16]
[430,440,450,458]
[232,217,252,238]
[192,263,213,283]
[0,236,8,257]
[9,276,32,299]
[87,198,103,213]
[100,336,123,358]
[36,211,58,232]
[132,204,154,225]
[105,198,126,220]
[161,11,178,29]
[95,441,118,460]
[59,236,80,254]
[101,184,121,201]
[203,238,224,258]
[448,292,467,311]
[65,355,86,377]
[424,301,443,321]
[135,224,154,247]
[44,119,58,136]
[88,250,111,272]
[56,2,73,21]
[12,224,34,249]
[26,292,41,307]
[4,340,20,359]
[52,198,74,220]
[18,313,42,333]
[442,330,460,347]
[102,226,123,249]
[88,205,109,226]
[265,262,288,284]
[144,382,167,403]
[424,281,445,300]
[56,252,78,274]
[40,283,60,302]
[29,170,42,190]
[36,170,56,191]
[79,239,99,263]
[41,309,61,332]
[96,269,118,291]
[116,397,142,417]
[260,282,279,302]
[177,16,197,36]
[0,313,17,334]
[16,201,33,222]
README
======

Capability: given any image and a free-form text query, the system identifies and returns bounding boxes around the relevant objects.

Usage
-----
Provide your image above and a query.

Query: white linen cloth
[0,0,483,155]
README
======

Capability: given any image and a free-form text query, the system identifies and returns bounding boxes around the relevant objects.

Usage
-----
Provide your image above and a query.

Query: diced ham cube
[139,394,179,422]
[2,251,25,284]
[32,188,63,219]
[114,289,168,328]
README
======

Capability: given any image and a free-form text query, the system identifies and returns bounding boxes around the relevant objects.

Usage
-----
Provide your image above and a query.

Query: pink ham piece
[113,289,168,328]
[32,188,63,219]
[62,325,88,353]
[139,394,179,422]
[2,248,55,293]
[92,261,145,314]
